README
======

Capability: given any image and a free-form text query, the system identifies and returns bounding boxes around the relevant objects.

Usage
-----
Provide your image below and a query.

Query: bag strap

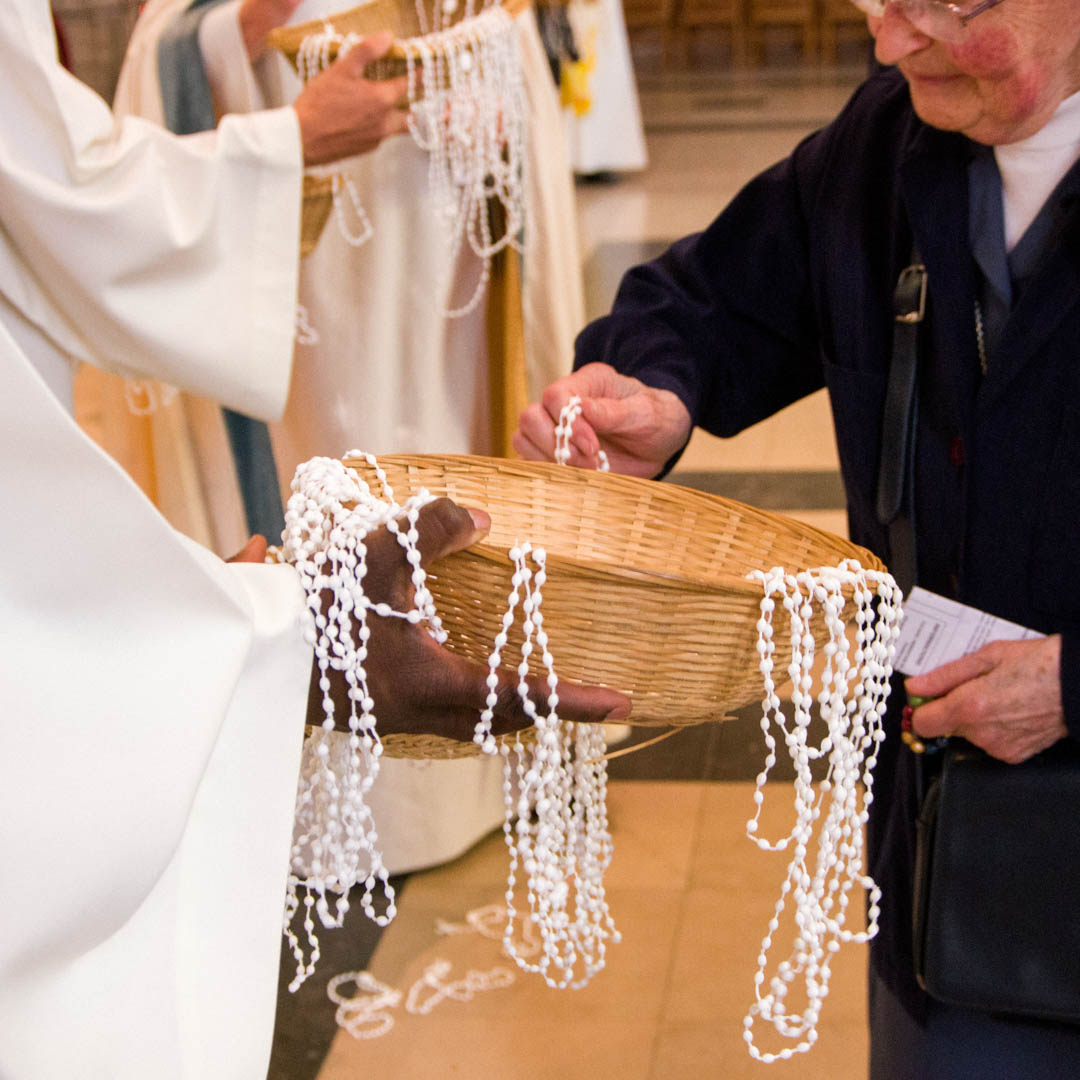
[875,249,926,597]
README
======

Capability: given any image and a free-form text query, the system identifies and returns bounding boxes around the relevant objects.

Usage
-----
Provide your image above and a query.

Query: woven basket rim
[460,541,779,594]
[343,452,884,590]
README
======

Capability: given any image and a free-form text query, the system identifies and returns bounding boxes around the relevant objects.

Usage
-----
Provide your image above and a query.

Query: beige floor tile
[677,393,841,475]
[661,885,868,1024]
[691,783,872,938]
[401,780,703,906]
[314,779,869,1080]
[577,128,826,253]
[319,1016,657,1080]
[666,783,871,1057]
[316,881,679,1078]
[602,780,705,891]
[398,823,513,901]
[783,509,850,541]
[650,1017,868,1080]
[692,781,820,892]
[315,782,702,1078]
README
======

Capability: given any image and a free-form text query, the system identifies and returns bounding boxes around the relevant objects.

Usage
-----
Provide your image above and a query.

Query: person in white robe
[561,0,647,175]
[0,4,628,1076]
[83,0,588,876]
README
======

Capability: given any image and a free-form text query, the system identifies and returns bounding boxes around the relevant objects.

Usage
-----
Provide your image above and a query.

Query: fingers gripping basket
[344,454,885,755]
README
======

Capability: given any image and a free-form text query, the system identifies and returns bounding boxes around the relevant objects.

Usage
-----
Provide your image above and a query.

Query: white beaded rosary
[742,561,902,1062]
[327,903,531,1040]
[279,453,442,989]
[554,395,609,470]
[279,450,617,993]
[295,1,527,318]
[486,540,620,988]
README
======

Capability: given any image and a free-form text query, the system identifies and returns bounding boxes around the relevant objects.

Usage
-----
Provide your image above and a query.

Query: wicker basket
[344,454,884,757]
[275,0,528,257]
[267,0,529,74]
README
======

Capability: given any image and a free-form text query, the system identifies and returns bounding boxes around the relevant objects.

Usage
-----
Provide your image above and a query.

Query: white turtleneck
[995,89,1080,252]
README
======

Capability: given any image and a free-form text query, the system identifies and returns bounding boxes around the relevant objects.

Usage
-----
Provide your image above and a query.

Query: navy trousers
[869,969,1080,1079]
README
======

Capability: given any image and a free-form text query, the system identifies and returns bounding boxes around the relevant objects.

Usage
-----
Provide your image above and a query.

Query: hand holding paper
[899,590,1066,764]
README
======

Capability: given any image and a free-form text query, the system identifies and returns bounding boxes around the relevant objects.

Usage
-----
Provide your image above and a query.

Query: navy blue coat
[575,67,1080,1017]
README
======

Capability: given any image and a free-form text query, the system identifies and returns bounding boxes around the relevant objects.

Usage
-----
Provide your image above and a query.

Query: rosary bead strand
[743,562,901,1061]
[555,395,609,471]
[282,452,617,996]
[296,3,525,319]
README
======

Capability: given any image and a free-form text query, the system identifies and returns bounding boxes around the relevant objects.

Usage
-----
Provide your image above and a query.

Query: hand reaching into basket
[514,362,692,478]
[292,30,411,166]
[303,496,632,742]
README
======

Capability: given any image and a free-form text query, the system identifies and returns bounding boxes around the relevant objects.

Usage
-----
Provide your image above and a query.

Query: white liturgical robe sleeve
[0,0,303,420]
[0,2,316,1074]
[0,330,312,1077]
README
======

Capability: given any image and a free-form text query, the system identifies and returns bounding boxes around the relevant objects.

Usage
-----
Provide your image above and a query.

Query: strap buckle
[894,263,927,324]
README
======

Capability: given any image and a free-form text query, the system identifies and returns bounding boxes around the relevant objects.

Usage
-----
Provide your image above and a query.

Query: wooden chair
[818,0,872,65]
[621,0,679,64]
[671,0,747,66]
[746,0,817,63]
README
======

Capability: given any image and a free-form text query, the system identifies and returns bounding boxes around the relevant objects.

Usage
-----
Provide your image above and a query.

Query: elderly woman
[516,0,1080,1074]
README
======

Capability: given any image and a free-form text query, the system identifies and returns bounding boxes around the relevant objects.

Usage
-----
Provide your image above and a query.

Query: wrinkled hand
[293,31,411,166]
[513,362,692,478]
[907,635,1066,764]
[307,497,632,742]
[238,0,304,59]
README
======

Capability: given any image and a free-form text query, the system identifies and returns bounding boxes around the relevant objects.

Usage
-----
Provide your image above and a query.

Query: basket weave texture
[345,454,884,758]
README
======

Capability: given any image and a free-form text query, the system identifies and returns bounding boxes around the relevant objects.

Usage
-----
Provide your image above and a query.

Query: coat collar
[897,120,1080,417]
[988,162,1080,409]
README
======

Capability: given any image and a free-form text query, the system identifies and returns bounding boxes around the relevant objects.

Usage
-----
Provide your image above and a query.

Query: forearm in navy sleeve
[572,147,826,440]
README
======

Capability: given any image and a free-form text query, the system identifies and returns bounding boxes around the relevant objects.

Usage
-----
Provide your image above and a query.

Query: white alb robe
[101,0,585,875]
[0,2,312,1075]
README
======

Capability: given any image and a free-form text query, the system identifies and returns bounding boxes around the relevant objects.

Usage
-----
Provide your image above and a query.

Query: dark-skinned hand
[299,497,633,742]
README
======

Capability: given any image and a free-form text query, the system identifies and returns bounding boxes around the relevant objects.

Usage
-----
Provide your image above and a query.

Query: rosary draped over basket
[348,453,888,741]
[270,0,528,317]
[277,451,902,1058]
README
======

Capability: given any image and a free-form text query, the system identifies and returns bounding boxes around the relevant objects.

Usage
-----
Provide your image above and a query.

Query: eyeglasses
[852,0,1005,43]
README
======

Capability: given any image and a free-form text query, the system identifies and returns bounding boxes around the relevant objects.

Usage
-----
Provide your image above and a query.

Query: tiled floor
[312,783,868,1079]
[265,57,878,1080]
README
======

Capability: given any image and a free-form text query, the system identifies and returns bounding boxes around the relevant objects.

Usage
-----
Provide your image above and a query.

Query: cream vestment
[0,2,312,1075]
[81,0,587,875]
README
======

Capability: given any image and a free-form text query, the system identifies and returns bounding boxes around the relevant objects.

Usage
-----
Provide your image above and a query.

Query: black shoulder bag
[878,253,1080,1024]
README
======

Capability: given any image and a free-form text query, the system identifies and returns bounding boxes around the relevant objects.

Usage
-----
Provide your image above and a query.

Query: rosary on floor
[277,398,901,1060]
